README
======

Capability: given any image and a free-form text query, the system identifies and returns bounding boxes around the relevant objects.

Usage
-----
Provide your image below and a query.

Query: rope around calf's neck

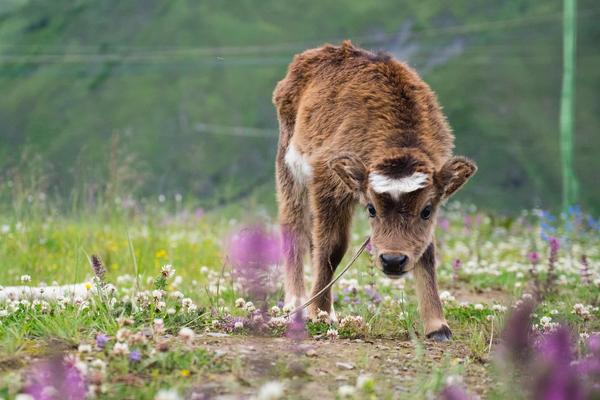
[286,236,371,318]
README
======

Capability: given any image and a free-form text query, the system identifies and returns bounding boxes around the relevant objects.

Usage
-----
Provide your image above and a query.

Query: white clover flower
[178,327,195,344]
[152,290,163,300]
[326,328,339,340]
[170,291,184,299]
[116,328,130,342]
[474,303,484,311]
[339,315,365,330]
[172,276,183,287]
[245,301,256,313]
[522,293,533,300]
[167,308,176,315]
[257,381,285,400]
[316,310,330,323]
[268,316,288,329]
[186,303,198,313]
[270,306,281,316]
[20,275,31,283]
[235,298,246,308]
[338,385,356,398]
[234,321,244,330]
[439,291,455,302]
[90,358,107,372]
[161,264,175,278]
[78,344,92,353]
[540,316,552,325]
[112,342,130,356]
[153,319,165,334]
[356,374,375,392]
[154,388,181,400]
[492,304,507,312]
[572,304,591,318]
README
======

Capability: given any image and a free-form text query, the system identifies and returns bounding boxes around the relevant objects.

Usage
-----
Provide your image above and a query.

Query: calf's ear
[329,153,368,195]
[435,156,477,199]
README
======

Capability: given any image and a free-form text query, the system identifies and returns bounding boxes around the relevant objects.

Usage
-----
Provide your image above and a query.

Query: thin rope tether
[286,236,370,317]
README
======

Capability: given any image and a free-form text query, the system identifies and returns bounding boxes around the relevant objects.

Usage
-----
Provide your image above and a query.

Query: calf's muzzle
[379,253,409,276]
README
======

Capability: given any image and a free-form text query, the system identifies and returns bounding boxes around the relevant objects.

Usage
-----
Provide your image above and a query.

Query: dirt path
[193,335,491,399]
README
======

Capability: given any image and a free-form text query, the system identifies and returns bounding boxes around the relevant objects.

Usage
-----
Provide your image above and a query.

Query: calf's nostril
[398,254,408,266]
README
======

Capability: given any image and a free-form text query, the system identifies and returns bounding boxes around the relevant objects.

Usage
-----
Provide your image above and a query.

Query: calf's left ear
[328,153,367,195]
[435,156,477,199]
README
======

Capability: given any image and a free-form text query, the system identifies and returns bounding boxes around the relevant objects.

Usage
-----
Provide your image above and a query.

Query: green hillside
[0,0,598,212]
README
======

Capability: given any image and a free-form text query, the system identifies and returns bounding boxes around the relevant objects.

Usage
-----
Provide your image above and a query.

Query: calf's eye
[367,203,376,218]
[420,205,433,220]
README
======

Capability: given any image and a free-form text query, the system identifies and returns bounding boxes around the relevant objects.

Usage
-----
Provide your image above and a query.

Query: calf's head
[330,149,476,277]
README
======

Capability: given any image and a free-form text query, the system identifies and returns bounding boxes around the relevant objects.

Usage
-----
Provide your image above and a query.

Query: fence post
[560,0,578,211]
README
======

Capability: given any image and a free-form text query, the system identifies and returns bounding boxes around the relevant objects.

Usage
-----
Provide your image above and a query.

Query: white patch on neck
[284,144,312,184]
[369,172,429,199]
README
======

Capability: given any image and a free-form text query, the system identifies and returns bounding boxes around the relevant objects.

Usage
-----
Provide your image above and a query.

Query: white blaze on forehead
[369,171,430,199]
[284,144,312,184]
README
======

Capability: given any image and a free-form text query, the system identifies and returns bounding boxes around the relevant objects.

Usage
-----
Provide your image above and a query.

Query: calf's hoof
[426,325,452,342]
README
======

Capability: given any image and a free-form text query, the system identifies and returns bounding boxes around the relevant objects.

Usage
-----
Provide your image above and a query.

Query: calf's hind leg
[413,242,452,341]
[276,155,311,308]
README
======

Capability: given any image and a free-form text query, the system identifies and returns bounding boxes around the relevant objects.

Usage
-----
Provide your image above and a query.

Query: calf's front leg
[413,242,452,341]
[307,192,354,321]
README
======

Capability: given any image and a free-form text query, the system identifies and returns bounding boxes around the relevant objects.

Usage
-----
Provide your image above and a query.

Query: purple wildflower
[24,355,87,400]
[439,384,470,400]
[129,350,142,362]
[452,259,461,281]
[95,333,109,349]
[438,217,450,232]
[528,251,540,265]
[227,224,282,304]
[549,236,560,255]
[90,254,106,281]
[579,255,591,284]
[286,310,307,341]
[588,335,600,355]
[463,215,472,231]
[221,316,249,333]
[545,236,560,294]
[365,239,373,255]
[364,286,382,305]
[533,327,585,400]
[499,300,535,364]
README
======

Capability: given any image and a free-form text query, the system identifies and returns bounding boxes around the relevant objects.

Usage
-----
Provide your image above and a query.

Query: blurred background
[0,0,598,214]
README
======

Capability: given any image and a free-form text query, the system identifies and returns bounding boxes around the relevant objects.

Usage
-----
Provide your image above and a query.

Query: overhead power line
[0,7,598,65]
[194,123,277,138]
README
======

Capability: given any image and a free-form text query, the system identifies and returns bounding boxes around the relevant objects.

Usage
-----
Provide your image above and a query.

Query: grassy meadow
[0,193,598,399]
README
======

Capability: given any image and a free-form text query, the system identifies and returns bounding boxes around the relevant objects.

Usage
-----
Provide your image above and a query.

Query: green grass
[0,202,598,399]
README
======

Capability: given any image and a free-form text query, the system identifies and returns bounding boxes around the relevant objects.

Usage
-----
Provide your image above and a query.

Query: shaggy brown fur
[273,41,476,341]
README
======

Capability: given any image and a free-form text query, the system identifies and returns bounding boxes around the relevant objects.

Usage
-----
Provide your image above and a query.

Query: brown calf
[273,41,476,341]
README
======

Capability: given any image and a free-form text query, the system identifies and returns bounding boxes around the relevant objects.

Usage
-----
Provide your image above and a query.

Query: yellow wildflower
[155,249,168,259]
